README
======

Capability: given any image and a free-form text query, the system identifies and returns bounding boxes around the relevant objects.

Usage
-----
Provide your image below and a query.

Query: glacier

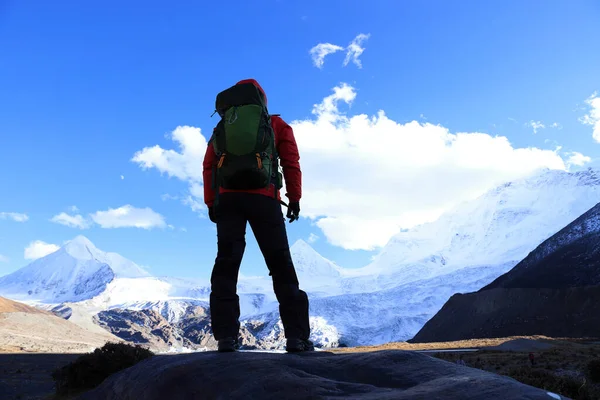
[2,167,600,348]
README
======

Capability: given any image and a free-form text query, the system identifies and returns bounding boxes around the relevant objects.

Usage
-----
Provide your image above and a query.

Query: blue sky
[1,0,599,279]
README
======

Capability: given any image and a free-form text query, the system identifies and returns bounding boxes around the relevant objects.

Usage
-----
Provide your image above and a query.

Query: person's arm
[203,136,217,208]
[274,117,302,203]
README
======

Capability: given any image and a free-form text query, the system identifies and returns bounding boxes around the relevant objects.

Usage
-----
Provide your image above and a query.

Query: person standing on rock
[202,78,314,353]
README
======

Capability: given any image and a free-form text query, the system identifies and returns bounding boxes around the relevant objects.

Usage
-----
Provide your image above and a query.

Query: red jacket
[202,79,302,208]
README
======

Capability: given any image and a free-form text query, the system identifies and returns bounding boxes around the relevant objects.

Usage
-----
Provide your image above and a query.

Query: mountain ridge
[2,168,600,349]
[410,201,600,343]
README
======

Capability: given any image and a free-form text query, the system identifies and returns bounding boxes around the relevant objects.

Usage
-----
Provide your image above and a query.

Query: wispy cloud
[524,120,562,134]
[24,240,60,260]
[526,120,545,134]
[343,33,370,69]
[0,254,9,263]
[580,92,600,143]
[309,33,370,69]
[307,233,319,244]
[309,43,345,69]
[90,205,167,229]
[0,212,29,222]
[51,212,92,229]
[161,194,179,201]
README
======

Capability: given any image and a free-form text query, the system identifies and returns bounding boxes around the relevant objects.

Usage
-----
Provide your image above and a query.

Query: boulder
[79,350,560,399]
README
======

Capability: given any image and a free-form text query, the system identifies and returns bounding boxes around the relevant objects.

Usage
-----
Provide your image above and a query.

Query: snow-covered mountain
[357,168,600,288]
[0,236,149,303]
[2,167,600,349]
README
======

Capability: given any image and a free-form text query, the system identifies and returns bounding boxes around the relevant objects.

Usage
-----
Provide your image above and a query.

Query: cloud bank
[289,83,571,250]
[132,83,589,251]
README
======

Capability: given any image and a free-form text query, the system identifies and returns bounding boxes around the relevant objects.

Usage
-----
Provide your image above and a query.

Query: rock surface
[79,350,559,400]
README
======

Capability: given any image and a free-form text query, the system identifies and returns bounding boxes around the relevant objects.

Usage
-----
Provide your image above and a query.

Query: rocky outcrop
[93,305,289,352]
[411,202,600,343]
[78,350,560,400]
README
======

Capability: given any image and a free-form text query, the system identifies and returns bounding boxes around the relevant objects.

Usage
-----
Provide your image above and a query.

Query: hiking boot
[217,338,239,352]
[286,338,315,353]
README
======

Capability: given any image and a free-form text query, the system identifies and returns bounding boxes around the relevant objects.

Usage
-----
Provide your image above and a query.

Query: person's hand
[208,206,217,223]
[286,202,300,223]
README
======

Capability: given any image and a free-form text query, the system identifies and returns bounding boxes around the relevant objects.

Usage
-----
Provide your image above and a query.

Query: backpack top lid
[215,79,267,115]
[236,79,268,106]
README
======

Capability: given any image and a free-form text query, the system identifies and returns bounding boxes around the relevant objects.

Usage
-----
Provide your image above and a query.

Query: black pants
[209,192,310,341]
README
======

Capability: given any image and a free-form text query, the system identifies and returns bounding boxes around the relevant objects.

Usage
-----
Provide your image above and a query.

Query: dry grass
[430,340,600,400]
[332,336,600,399]
[330,335,561,353]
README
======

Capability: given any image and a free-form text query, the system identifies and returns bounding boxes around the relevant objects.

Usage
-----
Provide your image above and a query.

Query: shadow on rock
[78,350,560,399]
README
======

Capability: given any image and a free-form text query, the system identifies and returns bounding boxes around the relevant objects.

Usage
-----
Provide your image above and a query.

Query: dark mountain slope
[411,202,600,343]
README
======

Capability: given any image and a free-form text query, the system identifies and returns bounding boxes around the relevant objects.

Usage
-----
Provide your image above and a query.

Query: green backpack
[209,82,283,200]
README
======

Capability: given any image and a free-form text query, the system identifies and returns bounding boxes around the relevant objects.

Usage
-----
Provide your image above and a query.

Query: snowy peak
[0,236,149,303]
[290,240,342,282]
[367,167,600,277]
[59,236,149,279]
[62,235,100,260]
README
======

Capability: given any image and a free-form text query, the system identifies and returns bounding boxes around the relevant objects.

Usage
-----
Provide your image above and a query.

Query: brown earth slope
[0,296,121,353]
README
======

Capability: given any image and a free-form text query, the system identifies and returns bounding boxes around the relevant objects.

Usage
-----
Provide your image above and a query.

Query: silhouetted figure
[202,79,313,353]
[528,352,535,366]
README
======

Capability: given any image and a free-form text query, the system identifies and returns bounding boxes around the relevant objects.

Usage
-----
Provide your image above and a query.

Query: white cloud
[50,212,92,229]
[0,212,29,222]
[307,233,319,244]
[309,33,370,69]
[132,83,577,251]
[580,92,600,143]
[24,240,60,260]
[121,175,125,180]
[566,151,592,167]
[527,120,545,134]
[550,122,562,129]
[0,254,8,263]
[343,33,370,69]
[132,126,207,213]
[69,205,79,213]
[288,83,569,250]
[309,43,344,69]
[90,205,167,229]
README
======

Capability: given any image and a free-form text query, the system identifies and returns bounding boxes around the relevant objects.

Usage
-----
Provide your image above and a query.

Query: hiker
[202,78,313,353]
